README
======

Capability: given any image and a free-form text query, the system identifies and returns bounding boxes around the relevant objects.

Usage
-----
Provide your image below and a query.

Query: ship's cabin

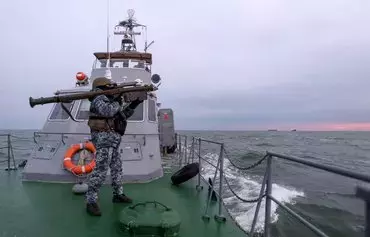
[41,50,160,133]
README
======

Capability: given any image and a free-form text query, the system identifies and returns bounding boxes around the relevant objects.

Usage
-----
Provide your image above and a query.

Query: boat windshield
[49,102,75,120]
[76,99,144,121]
[94,59,151,72]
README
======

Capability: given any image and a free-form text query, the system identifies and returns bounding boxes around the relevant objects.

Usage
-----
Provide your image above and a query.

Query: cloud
[169,58,370,129]
[1,0,370,130]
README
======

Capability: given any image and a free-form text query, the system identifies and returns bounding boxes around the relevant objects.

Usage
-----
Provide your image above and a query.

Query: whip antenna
[107,0,110,56]
[105,0,112,79]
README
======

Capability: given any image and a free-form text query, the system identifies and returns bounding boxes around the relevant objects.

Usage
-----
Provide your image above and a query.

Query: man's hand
[128,98,144,110]
[123,91,147,102]
[113,94,123,104]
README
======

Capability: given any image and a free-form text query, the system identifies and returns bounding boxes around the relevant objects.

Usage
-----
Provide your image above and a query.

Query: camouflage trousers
[85,147,123,203]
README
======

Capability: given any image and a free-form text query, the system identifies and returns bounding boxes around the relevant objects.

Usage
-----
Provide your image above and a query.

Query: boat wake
[200,152,305,233]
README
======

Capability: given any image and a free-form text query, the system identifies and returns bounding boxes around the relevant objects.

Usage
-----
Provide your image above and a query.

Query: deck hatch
[119,201,181,236]
[32,140,62,160]
[120,142,142,161]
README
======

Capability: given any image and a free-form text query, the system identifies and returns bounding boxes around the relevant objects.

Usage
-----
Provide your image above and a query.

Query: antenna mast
[106,0,110,62]
[105,0,112,79]
[114,9,155,53]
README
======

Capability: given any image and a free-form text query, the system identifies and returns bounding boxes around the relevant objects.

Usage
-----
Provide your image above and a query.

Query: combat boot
[112,194,133,203]
[86,202,102,216]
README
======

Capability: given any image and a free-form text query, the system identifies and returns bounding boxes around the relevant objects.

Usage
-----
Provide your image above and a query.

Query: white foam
[197,151,305,233]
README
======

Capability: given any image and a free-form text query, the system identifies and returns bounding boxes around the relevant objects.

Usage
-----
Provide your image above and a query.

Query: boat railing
[0,134,27,171]
[32,131,160,147]
[175,134,370,237]
[0,132,161,170]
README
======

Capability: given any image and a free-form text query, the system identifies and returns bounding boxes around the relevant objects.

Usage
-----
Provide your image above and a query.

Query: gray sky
[1,0,370,130]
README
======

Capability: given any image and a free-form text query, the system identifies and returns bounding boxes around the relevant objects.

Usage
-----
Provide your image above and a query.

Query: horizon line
[1,128,370,132]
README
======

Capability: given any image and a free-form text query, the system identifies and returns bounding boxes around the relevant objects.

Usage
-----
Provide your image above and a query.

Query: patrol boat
[0,9,247,237]
[2,9,370,237]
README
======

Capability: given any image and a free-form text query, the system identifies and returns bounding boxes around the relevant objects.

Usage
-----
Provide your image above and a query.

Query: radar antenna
[127,9,135,20]
[114,9,149,52]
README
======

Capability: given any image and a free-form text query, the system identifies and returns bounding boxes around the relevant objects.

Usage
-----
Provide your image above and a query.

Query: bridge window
[127,102,144,121]
[76,99,90,120]
[76,99,143,121]
[94,59,151,72]
[148,99,156,121]
[49,102,74,120]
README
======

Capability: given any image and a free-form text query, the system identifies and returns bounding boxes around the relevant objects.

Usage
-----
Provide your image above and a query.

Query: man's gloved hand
[128,98,144,110]
[113,93,122,100]
[113,94,123,104]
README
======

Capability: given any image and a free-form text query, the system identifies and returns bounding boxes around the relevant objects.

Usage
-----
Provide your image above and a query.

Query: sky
[1,0,370,131]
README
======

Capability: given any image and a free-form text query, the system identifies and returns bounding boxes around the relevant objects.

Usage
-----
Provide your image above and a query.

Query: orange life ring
[63,142,96,175]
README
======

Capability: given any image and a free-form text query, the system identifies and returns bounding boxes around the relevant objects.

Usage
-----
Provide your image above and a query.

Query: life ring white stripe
[63,142,96,175]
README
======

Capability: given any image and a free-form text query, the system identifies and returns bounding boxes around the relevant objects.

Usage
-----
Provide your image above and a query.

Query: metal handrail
[33,131,159,145]
[0,134,18,171]
[34,131,159,136]
[267,151,370,182]
[175,134,370,237]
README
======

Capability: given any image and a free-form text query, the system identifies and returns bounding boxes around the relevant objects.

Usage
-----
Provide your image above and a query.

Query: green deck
[0,168,247,237]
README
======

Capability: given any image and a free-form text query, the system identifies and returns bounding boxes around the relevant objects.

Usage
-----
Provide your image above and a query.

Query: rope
[222,148,268,202]
[224,175,266,203]
[193,149,266,203]
[194,149,267,172]
[0,146,8,149]
[192,143,267,203]
[224,148,268,170]
[194,151,217,169]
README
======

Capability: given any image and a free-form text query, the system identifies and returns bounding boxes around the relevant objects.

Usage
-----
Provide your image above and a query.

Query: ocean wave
[254,142,275,147]
[347,140,370,151]
[324,191,357,199]
[326,137,346,141]
[240,151,264,160]
[319,138,338,144]
[200,152,305,233]
[291,202,365,234]
[318,137,370,151]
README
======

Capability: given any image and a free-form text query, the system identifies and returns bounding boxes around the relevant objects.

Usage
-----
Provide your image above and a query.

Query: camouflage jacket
[90,94,135,120]
[89,92,135,149]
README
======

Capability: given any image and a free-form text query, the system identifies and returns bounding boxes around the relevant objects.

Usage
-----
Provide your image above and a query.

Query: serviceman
[85,76,143,216]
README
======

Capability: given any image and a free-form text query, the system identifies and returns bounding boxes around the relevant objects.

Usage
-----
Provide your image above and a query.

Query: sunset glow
[282,123,370,131]
[214,122,370,131]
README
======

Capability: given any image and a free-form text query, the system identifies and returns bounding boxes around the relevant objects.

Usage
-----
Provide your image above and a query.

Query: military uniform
[85,77,143,216]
